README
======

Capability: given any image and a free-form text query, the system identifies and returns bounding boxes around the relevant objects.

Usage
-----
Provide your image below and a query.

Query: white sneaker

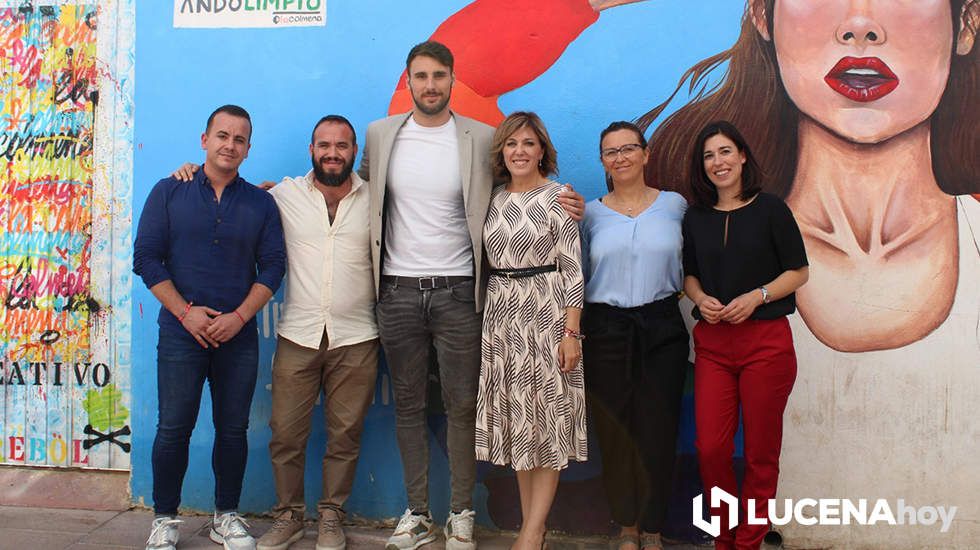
[385,509,437,550]
[146,517,182,550]
[445,509,476,550]
[210,511,256,550]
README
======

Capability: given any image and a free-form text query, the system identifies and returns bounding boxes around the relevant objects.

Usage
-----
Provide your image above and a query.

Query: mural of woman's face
[764,0,956,144]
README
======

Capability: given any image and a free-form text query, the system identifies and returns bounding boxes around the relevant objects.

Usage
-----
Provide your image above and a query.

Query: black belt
[489,264,558,279]
[381,275,472,290]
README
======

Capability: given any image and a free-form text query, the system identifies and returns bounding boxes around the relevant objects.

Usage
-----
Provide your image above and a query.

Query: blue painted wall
[131,0,741,534]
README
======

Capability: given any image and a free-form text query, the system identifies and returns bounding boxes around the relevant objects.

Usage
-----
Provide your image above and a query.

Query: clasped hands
[180,305,245,348]
[697,290,764,325]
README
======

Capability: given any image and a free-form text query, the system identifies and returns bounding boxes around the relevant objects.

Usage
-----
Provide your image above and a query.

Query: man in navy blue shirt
[134,105,285,550]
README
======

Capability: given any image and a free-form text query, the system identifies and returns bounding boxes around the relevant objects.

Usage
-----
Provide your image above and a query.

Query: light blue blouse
[581,190,687,308]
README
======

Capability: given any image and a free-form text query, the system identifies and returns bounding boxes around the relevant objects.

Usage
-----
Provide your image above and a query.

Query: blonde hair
[490,111,558,184]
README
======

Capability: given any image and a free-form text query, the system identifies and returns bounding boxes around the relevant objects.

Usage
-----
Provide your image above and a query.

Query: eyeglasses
[601,143,643,160]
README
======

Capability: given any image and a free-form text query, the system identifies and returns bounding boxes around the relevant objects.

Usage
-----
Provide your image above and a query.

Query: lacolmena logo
[692,487,957,536]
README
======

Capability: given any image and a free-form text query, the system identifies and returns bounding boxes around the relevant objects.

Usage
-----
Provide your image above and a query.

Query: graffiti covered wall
[131,1,978,548]
[0,0,135,470]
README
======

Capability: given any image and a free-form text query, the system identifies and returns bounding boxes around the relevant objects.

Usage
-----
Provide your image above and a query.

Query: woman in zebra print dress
[476,112,586,549]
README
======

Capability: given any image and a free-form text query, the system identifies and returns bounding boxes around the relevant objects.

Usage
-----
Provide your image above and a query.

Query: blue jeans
[152,327,259,515]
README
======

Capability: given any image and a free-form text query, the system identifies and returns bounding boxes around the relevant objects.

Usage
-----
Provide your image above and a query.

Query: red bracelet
[178,302,193,322]
[233,310,246,325]
[563,328,585,341]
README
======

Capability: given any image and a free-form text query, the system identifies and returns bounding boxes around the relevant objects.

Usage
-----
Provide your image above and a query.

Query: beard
[412,91,450,116]
[312,154,354,187]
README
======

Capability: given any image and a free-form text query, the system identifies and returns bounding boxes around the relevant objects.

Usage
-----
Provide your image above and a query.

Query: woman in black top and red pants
[682,121,809,550]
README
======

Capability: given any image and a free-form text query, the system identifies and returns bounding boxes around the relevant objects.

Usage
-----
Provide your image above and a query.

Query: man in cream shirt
[258,115,377,550]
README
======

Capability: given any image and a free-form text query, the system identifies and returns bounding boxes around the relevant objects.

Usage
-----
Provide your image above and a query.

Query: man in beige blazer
[357,41,489,550]
[357,41,582,550]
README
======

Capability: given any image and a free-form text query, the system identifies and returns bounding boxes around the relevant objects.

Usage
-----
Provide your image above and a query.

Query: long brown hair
[690,121,763,207]
[638,0,979,199]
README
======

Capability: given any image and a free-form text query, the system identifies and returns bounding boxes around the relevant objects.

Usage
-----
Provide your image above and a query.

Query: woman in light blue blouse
[581,121,689,550]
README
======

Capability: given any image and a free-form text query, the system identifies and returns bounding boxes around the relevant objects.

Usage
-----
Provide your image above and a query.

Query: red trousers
[693,318,797,550]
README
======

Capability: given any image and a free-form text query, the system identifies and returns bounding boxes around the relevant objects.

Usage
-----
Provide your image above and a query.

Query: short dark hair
[406,41,454,73]
[310,115,356,146]
[599,121,647,152]
[490,111,558,184]
[689,120,763,207]
[205,104,252,142]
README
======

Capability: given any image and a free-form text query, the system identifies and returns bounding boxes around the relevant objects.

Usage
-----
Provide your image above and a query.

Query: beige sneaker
[385,509,436,550]
[316,508,346,550]
[445,509,476,550]
[256,512,304,550]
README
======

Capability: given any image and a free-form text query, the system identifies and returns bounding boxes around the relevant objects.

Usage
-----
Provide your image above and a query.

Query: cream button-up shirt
[270,170,377,350]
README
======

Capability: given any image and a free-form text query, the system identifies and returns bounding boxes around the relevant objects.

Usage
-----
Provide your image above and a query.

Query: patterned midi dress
[475,181,588,471]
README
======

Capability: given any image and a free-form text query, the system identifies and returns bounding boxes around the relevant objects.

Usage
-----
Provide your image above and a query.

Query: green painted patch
[83,384,130,430]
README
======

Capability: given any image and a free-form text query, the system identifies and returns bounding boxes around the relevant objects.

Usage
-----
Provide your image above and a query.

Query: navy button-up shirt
[133,170,286,333]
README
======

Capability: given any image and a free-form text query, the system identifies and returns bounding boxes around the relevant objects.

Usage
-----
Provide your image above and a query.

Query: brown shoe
[316,508,346,550]
[257,512,304,550]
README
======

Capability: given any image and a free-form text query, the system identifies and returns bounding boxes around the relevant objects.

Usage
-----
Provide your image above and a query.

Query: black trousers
[583,297,689,533]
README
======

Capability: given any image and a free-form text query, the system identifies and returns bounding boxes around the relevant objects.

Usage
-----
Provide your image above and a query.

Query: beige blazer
[357,111,496,311]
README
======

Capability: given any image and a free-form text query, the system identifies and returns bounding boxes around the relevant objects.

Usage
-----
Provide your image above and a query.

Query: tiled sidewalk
[0,505,709,550]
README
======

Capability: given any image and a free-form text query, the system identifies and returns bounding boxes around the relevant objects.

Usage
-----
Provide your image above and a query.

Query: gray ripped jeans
[376,277,482,513]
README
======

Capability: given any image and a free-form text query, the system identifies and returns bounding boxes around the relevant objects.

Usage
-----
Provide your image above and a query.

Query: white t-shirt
[383,115,473,277]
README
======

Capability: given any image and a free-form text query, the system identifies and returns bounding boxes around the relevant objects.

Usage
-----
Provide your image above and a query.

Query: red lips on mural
[824,56,899,102]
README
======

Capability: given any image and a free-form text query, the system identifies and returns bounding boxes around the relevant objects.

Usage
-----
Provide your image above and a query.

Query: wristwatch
[758,286,770,304]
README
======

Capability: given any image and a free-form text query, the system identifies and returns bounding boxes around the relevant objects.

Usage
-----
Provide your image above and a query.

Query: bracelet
[563,328,585,341]
[178,302,193,322]
[233,310,246,325]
